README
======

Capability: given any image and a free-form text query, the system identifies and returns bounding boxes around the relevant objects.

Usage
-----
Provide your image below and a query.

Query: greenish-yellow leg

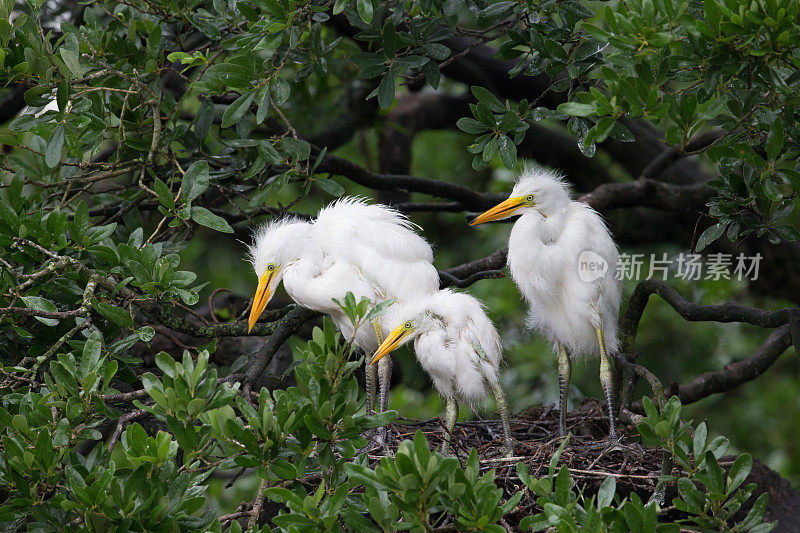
[557,342,571,437]
[365,361,377,414]
[490,381,514,457]
[596,322,618,440]
[378,357,391,414]
[442,398,459,455]
[372,319,390,453]
[371,318,391,414]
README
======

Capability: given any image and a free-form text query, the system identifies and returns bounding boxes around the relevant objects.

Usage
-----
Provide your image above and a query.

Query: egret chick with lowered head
[470,166,622,440]
[369,289,514,456]
[247,197,439,417]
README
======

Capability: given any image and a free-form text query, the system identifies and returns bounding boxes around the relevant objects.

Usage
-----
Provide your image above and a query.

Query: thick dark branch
[442,247,509,282]
[243,306,319,390]
[620,279,800,353]
[439,269,506,289]
[396,201,466,213]
[577,180,712,213]
[633,325,792,409]
[639,129,725,181]
[316,153,506,210]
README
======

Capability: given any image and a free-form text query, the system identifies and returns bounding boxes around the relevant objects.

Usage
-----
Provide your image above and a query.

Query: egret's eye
[267,264,275,272]
[526,195,534,203]
[404,321,413,329]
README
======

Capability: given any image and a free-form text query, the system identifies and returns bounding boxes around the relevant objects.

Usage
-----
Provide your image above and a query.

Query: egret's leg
[372,318,392,413]
[490,381,514,457]
[367,319,383,414]
[365,361,377,414]
[372,319,391,453]
[442,398,459,455]
[378,357,392,414]
[596,323,619,440]
[557,343,571,437]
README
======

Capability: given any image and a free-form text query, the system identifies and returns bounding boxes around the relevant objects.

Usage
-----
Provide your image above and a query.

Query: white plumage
[471,165,622,439]
[247,197,439,414]
[370,289,513,456]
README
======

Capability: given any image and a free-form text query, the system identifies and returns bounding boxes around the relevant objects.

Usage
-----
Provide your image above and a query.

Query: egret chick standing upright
[369,289,514,456]
[470,166,622,440]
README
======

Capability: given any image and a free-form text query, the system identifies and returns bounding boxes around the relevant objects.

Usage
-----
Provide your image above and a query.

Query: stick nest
[370,398,667,528]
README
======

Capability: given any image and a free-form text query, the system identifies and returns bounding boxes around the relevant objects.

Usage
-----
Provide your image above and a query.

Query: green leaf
[45,124,65,168]
[59,48,81,78]
[282,138,310,161]
[153,178,174,209]
[727,453,752,495]
[695,222,726,252]
[765,118,784,160]
[423,42,450,61]
[270,459,298,480]
[80,331,103,378]
[95,302,134,328]
[360,410,397,429]
[304,415,332,439]
[498,135,517,169]
[221,91,255,129]
[471,86,504,112]
[557,102,598,117]
[456,118,488,134]
[592,117,617,143]
[181,160,210,202]
[272,78,290,106]
[693,421,707,460]
[191,206,234,233]
[597,476,615,508]
[377,71,395,109]
[137,326,155,342]
[255,85,271,124]
[20,296,60,326]
[356,0,373,23]
[314,178,345,197]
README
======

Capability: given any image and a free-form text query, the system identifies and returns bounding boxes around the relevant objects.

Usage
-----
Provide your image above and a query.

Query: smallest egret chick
[369,289,514,457]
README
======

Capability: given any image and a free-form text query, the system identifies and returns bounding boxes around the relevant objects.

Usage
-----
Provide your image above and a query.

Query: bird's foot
[569,433,623,452]
[377,426,392,456]
[502,442,514,459]
[358,427,391,456]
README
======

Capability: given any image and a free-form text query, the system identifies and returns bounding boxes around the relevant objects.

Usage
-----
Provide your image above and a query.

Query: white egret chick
[470,166,622,440]
[247,198,439,417]
[369,289,513,456]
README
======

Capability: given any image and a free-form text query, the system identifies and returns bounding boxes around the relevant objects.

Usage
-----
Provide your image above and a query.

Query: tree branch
[316,153,506,210]
[619,279,800,353]
[243,306,320,395]
[577,180,712,213]
[632,325,793,410]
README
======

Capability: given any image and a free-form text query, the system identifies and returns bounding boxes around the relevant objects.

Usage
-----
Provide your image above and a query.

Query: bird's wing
[314,198,439,299]
[448,293,502,369]
[558,203,622,333]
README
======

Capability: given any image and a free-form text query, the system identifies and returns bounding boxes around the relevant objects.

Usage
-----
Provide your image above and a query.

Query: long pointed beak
[470,197,527,226]
[248,270,275,333]
[369,325,410,365]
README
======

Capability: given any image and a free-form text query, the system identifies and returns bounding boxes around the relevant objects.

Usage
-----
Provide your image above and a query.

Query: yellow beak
[469,196,527,226]
[369,324,411,365]
[247,270,276,333]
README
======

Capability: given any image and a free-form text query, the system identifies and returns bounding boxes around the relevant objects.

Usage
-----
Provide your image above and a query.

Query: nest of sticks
[368,398,669,528]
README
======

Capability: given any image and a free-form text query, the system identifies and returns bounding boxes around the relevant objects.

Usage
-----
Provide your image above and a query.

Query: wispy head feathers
[511,162,573,215]
[247,216,312,275]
